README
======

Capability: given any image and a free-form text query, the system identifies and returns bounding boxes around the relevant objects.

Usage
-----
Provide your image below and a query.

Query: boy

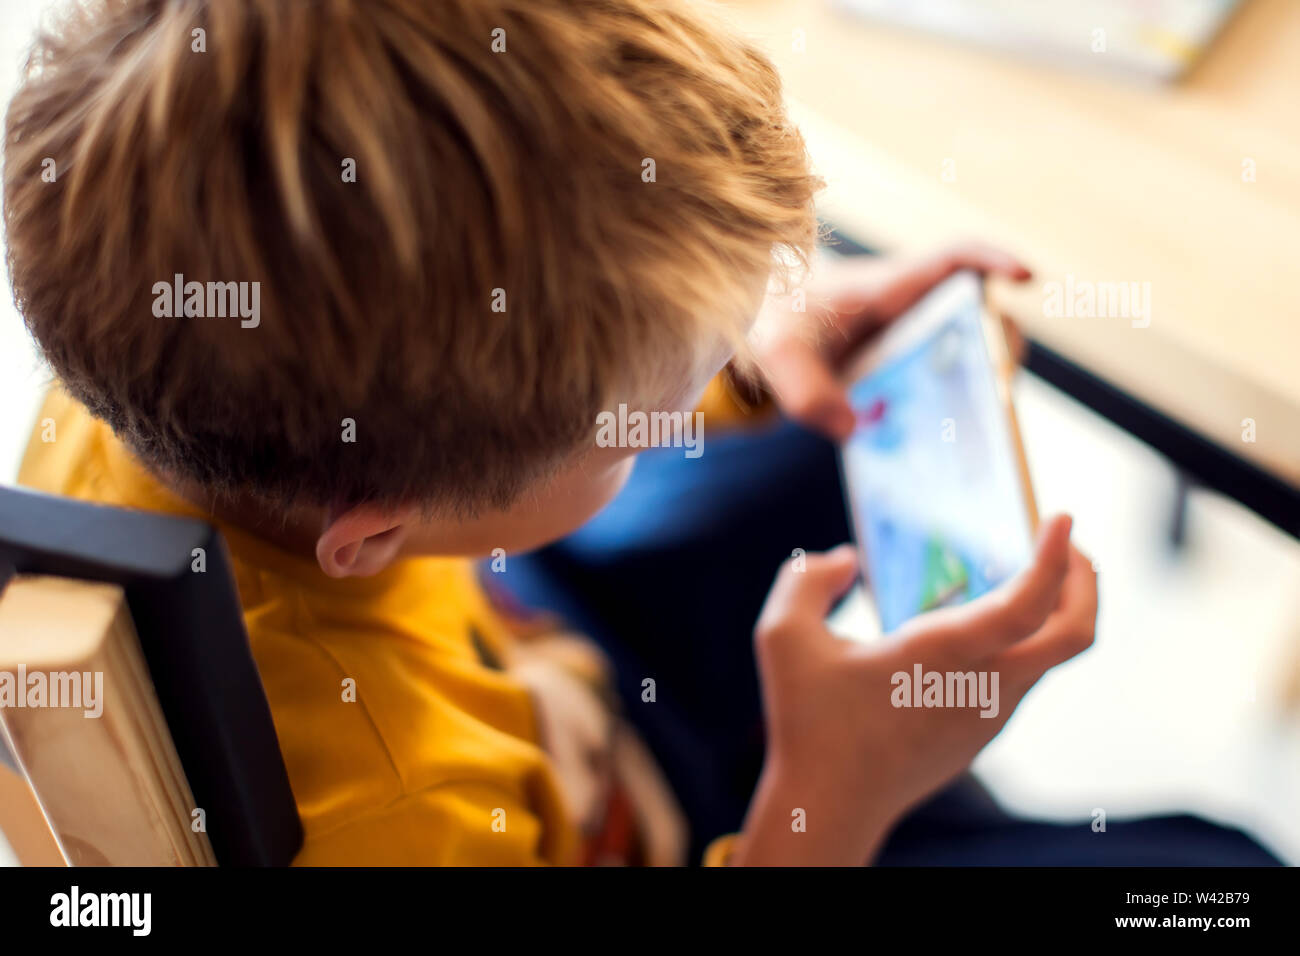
[5,0,1096,864]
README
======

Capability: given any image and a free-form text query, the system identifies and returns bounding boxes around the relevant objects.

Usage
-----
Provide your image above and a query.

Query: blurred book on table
[834,0,1243,81]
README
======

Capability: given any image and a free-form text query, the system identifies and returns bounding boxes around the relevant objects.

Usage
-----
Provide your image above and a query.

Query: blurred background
[1,0,1297,864]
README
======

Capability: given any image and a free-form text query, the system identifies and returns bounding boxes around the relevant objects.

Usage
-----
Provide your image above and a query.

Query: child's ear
[316,505,409,578]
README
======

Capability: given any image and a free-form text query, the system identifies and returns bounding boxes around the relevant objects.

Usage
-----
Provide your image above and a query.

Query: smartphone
[837,270,1038,637]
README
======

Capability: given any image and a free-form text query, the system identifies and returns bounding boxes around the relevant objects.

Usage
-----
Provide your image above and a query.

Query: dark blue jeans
[498,416,1280,866]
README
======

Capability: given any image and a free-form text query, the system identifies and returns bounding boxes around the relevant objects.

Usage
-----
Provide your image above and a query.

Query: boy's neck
[169,476,324,559]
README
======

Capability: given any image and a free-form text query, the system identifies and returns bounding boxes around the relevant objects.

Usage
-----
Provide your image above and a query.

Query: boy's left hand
[751,242,1032,441]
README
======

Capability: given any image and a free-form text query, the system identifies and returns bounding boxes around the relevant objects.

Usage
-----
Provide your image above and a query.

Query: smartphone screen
[840,273,1034,635]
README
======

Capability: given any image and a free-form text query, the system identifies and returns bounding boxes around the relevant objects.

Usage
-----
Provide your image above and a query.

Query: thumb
[759,544,859,630]
[901,514,1072,661]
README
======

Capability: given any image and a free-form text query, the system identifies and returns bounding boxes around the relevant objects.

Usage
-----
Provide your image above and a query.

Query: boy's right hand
[732,514,1096,866]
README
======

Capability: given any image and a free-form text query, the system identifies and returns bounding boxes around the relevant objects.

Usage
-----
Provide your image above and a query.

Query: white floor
[975,374,1300,863]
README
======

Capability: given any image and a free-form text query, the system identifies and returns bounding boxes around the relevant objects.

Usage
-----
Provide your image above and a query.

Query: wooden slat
[0,761,64,866]
[0,576,216,866]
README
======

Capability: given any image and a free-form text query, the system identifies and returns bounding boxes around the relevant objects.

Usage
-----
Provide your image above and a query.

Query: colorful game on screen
[843,296,1033,634]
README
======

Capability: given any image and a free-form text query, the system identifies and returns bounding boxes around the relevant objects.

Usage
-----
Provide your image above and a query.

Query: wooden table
[722,0,1300,530]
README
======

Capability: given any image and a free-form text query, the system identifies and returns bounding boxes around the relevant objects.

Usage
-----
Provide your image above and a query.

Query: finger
[997,548,1099,689]
[897,514,1073,660]
[757,544,859,632]
[927,241,1033,285]
[962,513,1074,653]
[763,338,857,440]
[839,242,1033,324]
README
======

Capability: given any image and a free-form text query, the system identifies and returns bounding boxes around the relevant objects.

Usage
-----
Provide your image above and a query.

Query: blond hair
[5,0,819,513]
